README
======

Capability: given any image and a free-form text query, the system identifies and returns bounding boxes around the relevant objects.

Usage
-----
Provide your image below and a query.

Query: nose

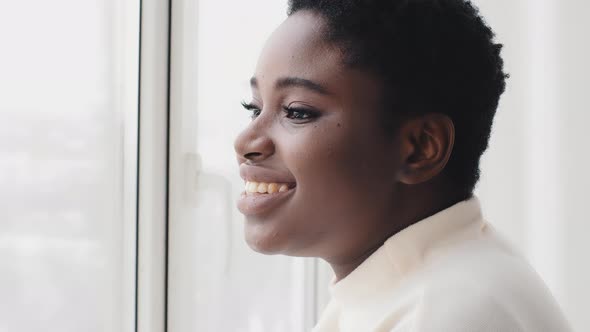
[234,120,275,164]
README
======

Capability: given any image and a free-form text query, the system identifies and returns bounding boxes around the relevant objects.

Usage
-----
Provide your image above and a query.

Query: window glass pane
[0,1,139,332]
[168,1,310,331]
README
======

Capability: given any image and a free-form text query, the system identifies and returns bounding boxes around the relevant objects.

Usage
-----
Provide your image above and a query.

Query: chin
[242,212,323,257]
[243,217,287,255]
[243,217,314,257]
[246,230,322,260]
[244,233,288,256]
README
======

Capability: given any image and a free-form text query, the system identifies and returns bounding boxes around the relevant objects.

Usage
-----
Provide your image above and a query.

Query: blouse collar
[329,196,486,306]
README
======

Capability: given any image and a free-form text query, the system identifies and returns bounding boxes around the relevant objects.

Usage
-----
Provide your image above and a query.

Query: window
[0,1,139,331]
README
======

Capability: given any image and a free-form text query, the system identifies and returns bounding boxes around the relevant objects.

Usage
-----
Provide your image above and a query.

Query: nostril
[244,152,263,160]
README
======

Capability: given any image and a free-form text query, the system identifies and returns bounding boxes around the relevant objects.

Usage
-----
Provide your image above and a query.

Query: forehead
[254,11,345,89]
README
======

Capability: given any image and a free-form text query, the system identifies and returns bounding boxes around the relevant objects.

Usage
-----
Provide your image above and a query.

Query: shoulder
[405,231,570,331]
[411,285,524,332]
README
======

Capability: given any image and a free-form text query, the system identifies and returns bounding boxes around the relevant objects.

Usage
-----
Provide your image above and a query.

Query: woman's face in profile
[234,11,404,261]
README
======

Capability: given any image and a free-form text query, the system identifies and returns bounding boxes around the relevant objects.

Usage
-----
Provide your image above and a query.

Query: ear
[397,114,455,185]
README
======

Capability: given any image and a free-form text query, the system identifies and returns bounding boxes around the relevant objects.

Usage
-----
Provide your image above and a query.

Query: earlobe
[398,114,455,185]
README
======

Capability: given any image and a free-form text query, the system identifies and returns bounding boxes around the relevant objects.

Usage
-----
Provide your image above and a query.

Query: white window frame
[135,0,172,331]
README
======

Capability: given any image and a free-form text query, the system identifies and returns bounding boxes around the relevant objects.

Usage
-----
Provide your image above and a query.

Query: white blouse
[312,197,571,332]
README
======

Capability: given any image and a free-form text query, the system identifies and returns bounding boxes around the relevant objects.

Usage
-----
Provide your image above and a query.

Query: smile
[238,181,296,216]
[244,181,296,194]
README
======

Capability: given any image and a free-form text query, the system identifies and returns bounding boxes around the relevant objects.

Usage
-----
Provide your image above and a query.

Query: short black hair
[287,0,508,198]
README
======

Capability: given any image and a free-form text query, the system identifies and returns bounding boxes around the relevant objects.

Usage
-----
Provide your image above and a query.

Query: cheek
[315,123,387,174]
[287,121,394,211]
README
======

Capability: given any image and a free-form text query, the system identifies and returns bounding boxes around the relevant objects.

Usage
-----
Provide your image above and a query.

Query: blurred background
[0,0,588,331]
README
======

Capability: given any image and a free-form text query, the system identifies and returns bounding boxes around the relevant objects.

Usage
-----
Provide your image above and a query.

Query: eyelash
[240,101,317,121]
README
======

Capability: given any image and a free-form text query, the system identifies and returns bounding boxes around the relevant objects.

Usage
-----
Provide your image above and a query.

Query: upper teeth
[245,181,290,194]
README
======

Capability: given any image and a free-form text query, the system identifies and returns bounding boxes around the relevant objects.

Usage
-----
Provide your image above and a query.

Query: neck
[329,241,384,282]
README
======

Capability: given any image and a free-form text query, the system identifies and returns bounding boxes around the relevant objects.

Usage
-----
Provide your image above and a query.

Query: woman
[234,0,571,331]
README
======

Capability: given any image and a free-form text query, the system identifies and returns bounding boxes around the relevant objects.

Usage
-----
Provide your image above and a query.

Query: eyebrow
[250,76,331,95]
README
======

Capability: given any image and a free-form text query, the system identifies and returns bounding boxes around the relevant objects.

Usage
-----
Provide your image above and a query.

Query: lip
[239,164,296,185]
[237,188,296,216]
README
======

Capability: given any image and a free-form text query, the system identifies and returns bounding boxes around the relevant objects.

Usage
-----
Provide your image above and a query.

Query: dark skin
[234,11,459,282]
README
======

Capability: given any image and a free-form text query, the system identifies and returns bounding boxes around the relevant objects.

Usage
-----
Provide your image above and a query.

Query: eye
[241,101,262,120]
[282,106,318,121]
